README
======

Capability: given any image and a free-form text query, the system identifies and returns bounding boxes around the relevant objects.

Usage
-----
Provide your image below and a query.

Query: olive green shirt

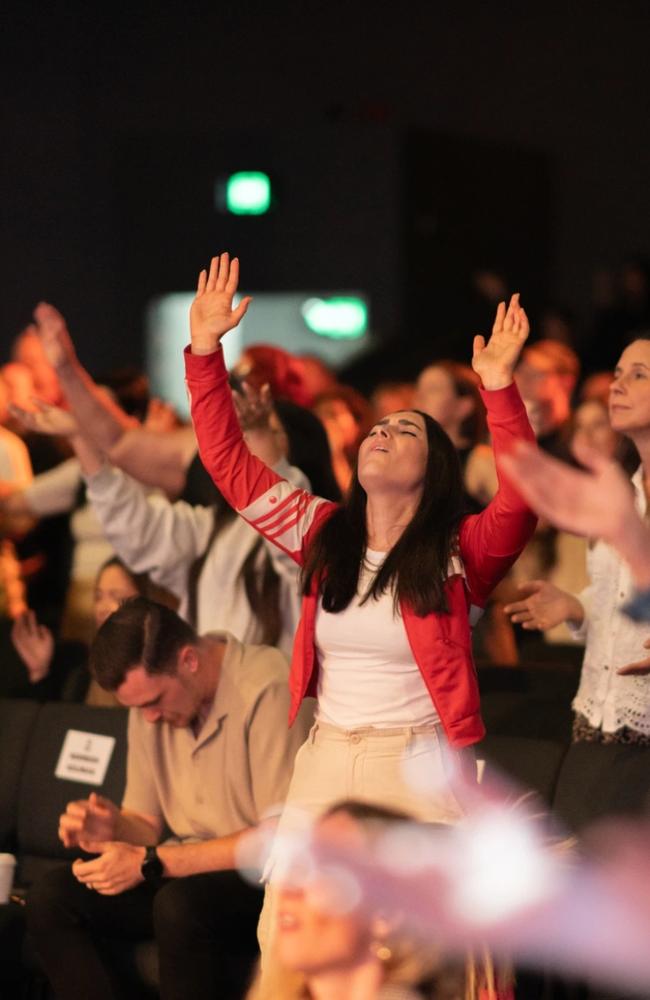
[122,632,312,841]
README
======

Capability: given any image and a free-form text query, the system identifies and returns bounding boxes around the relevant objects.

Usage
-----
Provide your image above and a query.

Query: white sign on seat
[55,730,116,786]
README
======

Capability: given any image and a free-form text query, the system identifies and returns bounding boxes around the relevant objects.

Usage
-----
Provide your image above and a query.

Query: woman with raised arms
[185,252,535,822]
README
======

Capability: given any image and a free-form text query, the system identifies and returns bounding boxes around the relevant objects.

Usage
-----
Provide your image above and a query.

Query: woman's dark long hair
[302,410,464,617]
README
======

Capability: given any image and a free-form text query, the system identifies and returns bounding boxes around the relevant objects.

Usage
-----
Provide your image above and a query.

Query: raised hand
[504,579,585,631]
[189,252,252,355]
[472,292,530,390]
[9,398,79,438]
[232,381,273,432]
[500,439,637,544]
[33,302,77,370]
[58,792,120,849]
[11,611,54,683]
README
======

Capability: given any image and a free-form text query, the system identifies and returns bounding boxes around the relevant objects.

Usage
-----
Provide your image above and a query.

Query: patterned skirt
[572,712,650,746]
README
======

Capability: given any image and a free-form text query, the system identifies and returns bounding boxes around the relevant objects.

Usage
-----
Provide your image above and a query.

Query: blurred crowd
[1,248,650,1000]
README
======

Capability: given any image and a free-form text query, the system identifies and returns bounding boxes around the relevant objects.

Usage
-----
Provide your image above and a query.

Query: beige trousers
[258,719,469,956]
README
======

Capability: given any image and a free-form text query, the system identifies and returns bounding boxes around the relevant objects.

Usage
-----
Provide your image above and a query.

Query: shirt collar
[192,631,241,751]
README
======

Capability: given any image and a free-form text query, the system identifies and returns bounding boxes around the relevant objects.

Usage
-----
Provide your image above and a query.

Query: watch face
[142,847,163,881]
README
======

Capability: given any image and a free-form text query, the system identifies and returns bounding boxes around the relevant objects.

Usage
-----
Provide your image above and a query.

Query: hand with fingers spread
[9,399,79,438]
[500,439,638,547]
[504,579,585,631]
[33,302,77,371]
[617,640,650,676]
[58,792,120,849]
[72,841,146,896]
[11,611,54,683]
[190,252,253,355]
[232,381,273,433]
[472,292,530,390]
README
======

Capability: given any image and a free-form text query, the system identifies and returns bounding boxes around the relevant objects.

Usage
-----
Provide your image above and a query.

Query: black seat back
[15,702,128,886]
[553,740,650,833]
[479,733,568,806]
[0,699,41,852]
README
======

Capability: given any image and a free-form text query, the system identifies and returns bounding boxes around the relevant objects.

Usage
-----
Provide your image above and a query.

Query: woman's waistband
[309,719,444,743]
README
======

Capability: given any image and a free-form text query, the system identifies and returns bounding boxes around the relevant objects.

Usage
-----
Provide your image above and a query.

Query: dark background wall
[1,1,648,376]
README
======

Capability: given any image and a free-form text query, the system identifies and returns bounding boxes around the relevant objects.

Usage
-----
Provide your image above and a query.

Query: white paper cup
[0,853,16,904]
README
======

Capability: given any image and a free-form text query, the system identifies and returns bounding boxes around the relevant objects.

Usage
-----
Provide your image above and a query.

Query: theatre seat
[479,734,568,806]
[552,740,650,833]
[0,700,40,854]
[15,701,128,888]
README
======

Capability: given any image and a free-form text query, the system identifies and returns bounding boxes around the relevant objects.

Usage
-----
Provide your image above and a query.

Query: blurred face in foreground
[276,812,376,975]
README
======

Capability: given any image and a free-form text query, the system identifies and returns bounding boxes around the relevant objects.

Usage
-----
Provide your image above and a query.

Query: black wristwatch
[141,846,164,883]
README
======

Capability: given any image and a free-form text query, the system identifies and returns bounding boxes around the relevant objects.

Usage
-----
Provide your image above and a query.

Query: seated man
[26,597,312,1000]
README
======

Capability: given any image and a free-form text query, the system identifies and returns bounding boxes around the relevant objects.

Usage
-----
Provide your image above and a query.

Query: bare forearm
[69,433,105,477]
[57,357,136,450]
[107,426,197,497]
[156,830,247,877]
[115,810,161,847]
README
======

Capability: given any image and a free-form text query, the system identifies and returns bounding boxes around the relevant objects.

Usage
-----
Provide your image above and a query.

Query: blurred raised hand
[500,439,637,544]
[232,381,273,432]
[9,398,78,438]
[11,610,54,683]
[33,302,77,371]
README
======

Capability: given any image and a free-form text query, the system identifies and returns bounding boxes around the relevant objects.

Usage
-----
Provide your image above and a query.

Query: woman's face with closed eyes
[357,410,428,496]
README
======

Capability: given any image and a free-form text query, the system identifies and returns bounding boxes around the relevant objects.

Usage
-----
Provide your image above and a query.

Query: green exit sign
[301,297,368,339]
[223,172,272,215]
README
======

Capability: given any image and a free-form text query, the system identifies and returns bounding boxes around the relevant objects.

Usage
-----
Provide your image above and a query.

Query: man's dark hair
[90,597,197,691]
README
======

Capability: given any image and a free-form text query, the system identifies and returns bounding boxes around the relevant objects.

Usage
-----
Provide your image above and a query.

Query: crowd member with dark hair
[185,254,536,957]
[413,359,495,509]
[514,338,580,459]
[26,597,312,1000]
[1,354,181,643]
[9,352,321,657]
[8,556,161,703]
[313,384,374,494]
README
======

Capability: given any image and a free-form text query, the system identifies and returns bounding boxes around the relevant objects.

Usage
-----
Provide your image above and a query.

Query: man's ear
[178,644,200,675]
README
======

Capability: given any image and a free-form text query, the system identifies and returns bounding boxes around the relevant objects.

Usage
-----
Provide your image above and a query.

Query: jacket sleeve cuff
[183,344,226,380]
[478,380,527,418]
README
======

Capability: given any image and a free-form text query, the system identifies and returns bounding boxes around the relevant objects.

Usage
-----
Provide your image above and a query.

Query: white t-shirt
[315,548,440,728]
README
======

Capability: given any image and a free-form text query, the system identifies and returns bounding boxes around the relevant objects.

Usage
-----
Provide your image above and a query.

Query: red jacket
[185,347,536,748]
